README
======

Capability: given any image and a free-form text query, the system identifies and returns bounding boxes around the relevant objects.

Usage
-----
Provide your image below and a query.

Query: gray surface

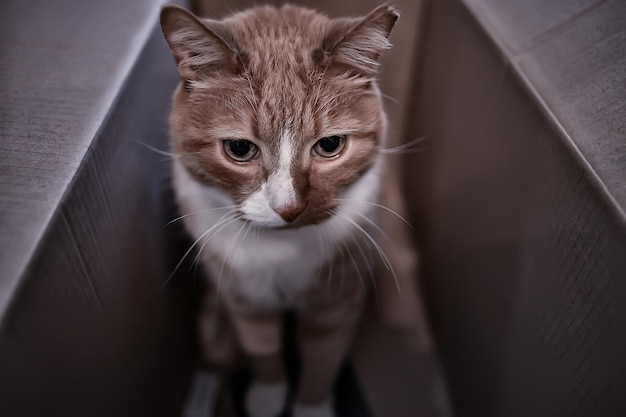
[0,0,163,320]
[464,0,626,220]
[0,0,197,416]
[2,0,624,415]
[405,0,626,416]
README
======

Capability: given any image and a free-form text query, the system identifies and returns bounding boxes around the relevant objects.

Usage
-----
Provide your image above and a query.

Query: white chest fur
[172,160,379,309]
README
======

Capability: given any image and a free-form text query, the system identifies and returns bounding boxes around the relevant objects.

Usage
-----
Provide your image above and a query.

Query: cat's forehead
[181,5,388,146]
[210,7,331,142]
[223,5,330,53]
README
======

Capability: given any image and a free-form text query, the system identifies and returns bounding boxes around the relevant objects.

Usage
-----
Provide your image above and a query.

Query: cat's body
[161,4,399,417]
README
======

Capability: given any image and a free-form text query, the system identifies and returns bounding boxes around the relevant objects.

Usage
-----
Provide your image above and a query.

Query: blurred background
[1,0,625,416]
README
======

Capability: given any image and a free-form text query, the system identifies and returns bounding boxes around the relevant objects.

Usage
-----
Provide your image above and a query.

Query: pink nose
[275,205,305,222]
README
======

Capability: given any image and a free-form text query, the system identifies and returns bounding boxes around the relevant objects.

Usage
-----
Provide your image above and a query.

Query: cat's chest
[206,226,325,308]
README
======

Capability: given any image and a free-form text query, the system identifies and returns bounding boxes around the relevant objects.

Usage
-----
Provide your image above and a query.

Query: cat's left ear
[160,5,244,80]
[318,5,399,76]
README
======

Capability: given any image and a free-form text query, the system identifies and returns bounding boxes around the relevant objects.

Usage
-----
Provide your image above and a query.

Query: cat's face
[161,4,397,228]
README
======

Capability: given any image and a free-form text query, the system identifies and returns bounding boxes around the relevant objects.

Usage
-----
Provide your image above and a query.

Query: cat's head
[161,4,397,228]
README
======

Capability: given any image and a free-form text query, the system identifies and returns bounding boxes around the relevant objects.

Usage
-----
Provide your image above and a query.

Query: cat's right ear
[160,5,243,80]
[317,5,399,77]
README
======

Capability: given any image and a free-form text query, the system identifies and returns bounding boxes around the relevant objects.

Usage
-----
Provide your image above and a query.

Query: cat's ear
[160,5,244,80]
[318,5,399,76]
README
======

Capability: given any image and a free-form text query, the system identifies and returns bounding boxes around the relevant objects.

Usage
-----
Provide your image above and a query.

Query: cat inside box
[160,4,428,417]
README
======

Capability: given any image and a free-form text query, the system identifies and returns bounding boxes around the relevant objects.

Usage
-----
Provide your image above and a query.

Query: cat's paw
[245,381,287,417]
[292,401,334,417]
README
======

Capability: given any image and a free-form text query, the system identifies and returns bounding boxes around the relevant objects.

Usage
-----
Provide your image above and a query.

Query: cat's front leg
[294,293,365,417]
[228,307,287,417]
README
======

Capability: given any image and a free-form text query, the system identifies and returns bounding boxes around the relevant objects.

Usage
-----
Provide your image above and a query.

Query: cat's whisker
[349,230,374,284]
[353,211,395,248]
[380,148,428,156]
[136,139,181,159]
[216,217,249,298]
[331,208,377,294]
[161,210,238,291]
[227,221,254,284]
[378,135,429,155]
[348,210,410,298]
[314,227,325,284]
[336,213,401,296]
[165,205,238,227]
[323,208,343,292]
[334,198,414,229]
[381,93,399,105]
[191,215,240,273]
[325,238,335,292]
[340,237,365,290]
[332,237,347,294]
[351,212,404,290]
[336,213,390,270]
[325,207,367,291]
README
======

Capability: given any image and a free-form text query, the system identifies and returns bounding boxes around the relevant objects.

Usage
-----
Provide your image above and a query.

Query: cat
[160,4,400,417]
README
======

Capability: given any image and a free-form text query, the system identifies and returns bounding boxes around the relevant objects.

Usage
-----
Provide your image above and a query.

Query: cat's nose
[275,205,305,223]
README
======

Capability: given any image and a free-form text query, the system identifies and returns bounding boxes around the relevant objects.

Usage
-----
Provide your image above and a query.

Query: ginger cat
[160,4,403,416]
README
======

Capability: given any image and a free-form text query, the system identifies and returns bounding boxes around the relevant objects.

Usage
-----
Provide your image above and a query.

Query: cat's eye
[223,139,259,162]
[313,135,346,158]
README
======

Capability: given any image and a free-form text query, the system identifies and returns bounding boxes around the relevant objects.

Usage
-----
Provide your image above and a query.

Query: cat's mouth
[246,215,308,230]
[238,204,334,230]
